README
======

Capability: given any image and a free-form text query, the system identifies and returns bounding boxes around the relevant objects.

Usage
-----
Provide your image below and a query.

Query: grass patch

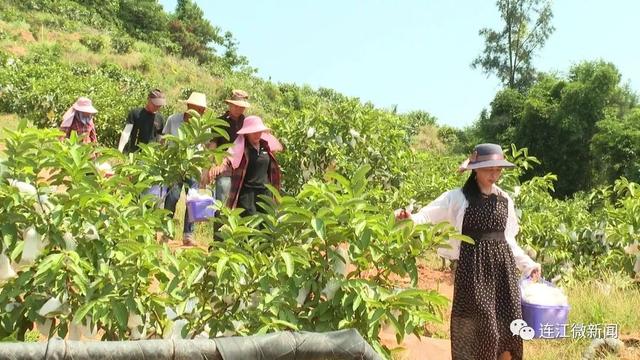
[0,113,20,152]
[413,266,640,359]
[524,272,640,359]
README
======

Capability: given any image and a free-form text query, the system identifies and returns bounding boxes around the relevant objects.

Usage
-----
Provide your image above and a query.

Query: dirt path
[376,264,455,359]
[380,329,451,359]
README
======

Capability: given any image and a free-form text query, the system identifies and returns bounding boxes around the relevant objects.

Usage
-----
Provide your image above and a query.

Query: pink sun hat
[71,97,98,114]
[229,116,283,169]
[237,115,270,134]
[60,97,98,128]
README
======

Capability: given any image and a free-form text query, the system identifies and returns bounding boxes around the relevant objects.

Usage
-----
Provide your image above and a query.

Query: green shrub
[111,35,133,54]
[79,35,104,52]
[0,46,149,147]
[0,120,456,358]
[136,55,152,73]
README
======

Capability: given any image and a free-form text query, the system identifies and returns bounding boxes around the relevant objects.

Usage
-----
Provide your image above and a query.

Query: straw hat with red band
[458,143,515,172]
[224,89,250,108]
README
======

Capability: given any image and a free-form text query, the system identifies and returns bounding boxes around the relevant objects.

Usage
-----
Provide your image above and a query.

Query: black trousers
[237,186,269,217]
[212,186,269,245]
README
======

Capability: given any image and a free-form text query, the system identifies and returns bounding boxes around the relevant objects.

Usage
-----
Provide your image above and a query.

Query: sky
[159,0,640,129]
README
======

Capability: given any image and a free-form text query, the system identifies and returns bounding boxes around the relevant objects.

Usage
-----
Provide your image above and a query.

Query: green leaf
[352,294,362,312]
[270,319,298,330]
[74,300,96,322]
[358,228,372,249]
[112,301,128,329]
[10,241,24,262]
[325,172,351,191]
[186,266,204,287]
[351,165,371,195]
[281,252,294,277]
[35,253,63,276]
[70,146,82,166]
[167,219,175,238]
[216,256,229,277]
[368,308,386,324]
[386,310,404,344]
[311,218,325,240]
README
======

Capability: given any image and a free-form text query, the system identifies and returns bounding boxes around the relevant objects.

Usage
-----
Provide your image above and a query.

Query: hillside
[0,0,444,147]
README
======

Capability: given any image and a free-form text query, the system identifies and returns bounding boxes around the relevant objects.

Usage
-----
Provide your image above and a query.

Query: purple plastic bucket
[520,279,570,339]
[186,197,215,223]
[144,185,167,201]
[521,302,570,338]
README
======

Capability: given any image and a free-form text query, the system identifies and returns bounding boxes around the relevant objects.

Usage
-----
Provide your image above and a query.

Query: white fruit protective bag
[21,227,45,265]
[37,297,62,317]
[521,279,569,306]
[0,252,17,281]
[117,124,133,153]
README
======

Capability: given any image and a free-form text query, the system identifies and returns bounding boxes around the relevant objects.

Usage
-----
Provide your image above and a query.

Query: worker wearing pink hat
[59,97,98,143]
[224,115,283,216]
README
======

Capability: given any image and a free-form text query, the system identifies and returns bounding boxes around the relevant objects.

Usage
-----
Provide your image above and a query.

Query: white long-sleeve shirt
[410,185,539,276]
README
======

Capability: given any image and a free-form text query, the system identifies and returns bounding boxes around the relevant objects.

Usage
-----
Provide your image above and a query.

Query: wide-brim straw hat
[179,92,208,108]
[72,97,98,114]
[459,143,515,172]
[237,115,270,134]
[224,89,250,108]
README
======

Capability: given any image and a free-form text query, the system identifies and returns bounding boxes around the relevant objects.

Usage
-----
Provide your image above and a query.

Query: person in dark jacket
[204,89,250,203]
[224,116,283,216]
[120,89,166,153]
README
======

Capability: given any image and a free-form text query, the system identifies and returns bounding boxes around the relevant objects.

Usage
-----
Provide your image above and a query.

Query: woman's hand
[208,158,231,181]
[199,168,210,189]
[394,208,412,221]
[529,264,542,281]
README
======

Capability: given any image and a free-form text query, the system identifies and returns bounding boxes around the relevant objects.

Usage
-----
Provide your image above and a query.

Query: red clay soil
[373,264,455,359]
[379,328,451,360]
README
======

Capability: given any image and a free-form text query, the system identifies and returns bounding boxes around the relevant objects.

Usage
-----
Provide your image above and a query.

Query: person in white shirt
[396,143,540,360]
[161,92,207,246]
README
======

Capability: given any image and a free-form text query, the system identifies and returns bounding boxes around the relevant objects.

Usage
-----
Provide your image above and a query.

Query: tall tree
[168,0,223,64]
[514,61,633,196]
[118,0,169,44]
[472,0,554,91]
[591,109,640,185]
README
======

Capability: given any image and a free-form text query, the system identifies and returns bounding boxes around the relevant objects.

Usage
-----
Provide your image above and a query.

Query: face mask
[78,113,93,125]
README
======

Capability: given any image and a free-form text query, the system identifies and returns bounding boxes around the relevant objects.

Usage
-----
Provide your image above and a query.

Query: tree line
[470,0,639,197]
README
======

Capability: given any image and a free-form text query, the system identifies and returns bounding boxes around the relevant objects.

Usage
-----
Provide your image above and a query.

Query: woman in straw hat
[59,97,98,143]
[395,143,541,360]
[222,115,283,216]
